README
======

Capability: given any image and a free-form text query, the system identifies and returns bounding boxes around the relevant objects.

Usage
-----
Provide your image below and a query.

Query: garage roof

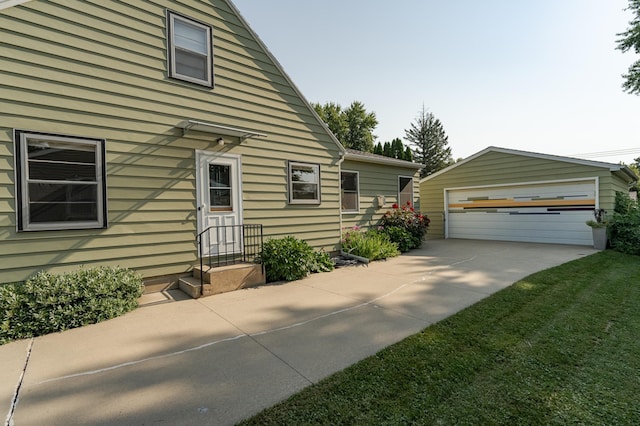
[344,148,422,169]
[421,146,638,183]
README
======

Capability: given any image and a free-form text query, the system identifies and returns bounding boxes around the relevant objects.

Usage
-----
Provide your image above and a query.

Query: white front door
[196,151,243,257]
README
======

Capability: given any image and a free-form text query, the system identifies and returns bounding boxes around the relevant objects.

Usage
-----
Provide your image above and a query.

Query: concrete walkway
[1,240,597,426]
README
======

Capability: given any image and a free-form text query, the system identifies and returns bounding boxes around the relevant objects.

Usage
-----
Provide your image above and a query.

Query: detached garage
[421,147,637,246]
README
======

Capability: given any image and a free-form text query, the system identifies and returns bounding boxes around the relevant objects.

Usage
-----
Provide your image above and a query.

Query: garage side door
[446,180,596,245]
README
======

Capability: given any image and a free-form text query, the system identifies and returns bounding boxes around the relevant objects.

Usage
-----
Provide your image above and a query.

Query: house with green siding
[341,149,421,230]
[0,0,422,291]
[420,146,637,246]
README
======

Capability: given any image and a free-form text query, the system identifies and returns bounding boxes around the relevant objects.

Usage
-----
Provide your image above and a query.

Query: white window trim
[398,175,414,207]
[341,170,359,213]
[14,130,107,232]
[288,161,321,205]
[167,10,213,87]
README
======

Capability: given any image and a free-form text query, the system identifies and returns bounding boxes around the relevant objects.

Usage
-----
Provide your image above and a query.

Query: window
[341,171,359,213]
[14,130,107,231]
[167,11,213,87]
[288,161,320,204]
[399,176,413,207]
[209,163,232,211]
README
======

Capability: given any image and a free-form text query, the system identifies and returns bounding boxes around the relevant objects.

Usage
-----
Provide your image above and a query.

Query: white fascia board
[421,146,635,183]
[344,152,422,169]
[0,0,32,10]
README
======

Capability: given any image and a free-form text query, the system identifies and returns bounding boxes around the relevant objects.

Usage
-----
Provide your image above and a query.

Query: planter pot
[591,227,607,250]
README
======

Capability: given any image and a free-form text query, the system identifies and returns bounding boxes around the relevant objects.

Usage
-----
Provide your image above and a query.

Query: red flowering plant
[377,201,430,251]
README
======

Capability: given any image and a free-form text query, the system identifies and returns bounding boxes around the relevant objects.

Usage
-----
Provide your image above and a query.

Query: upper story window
[288,161,320,204]
[167,11,213,87]
[14,130,107,231]
[341,171,359,213]
[399,176,413,207]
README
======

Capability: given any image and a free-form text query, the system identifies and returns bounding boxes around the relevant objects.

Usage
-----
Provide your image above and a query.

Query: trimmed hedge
[1,266,144,344]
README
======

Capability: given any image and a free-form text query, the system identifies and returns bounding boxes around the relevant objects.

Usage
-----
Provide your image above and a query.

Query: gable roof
[420,146,638,183]
[344,148,422,169]
[223,0,345,154]
[0,0,346,154]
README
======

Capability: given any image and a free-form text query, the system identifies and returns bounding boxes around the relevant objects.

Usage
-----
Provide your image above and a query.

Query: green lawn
[241,250,640,425]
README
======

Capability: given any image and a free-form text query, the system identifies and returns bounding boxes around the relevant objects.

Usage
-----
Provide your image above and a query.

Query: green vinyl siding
[0,0,341,283]
[420,149,636,240]
[341,158,420,231]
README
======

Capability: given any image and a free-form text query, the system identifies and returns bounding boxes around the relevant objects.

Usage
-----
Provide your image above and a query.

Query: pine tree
[405,106,453,178]
[390,138,404,159]
[373,142,383,155]
[403,146,413,162]
[383,142,392,157]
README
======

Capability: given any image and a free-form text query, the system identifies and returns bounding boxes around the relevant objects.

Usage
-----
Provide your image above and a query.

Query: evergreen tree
[403,146,413,161]
[383,141,392,157]
[405,106,453,178]
[390,138,404,159]
[373,142,383,155]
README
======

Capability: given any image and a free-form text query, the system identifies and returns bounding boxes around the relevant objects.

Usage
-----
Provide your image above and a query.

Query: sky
[232,0,640,165]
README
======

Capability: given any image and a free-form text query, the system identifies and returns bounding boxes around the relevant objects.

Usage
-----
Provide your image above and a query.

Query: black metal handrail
[196,224,263,295]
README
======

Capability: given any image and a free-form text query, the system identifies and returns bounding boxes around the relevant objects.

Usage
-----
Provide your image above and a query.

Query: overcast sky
[232,0,640,165]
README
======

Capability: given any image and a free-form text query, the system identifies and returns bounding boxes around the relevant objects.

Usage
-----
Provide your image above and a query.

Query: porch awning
[176,120,267,141]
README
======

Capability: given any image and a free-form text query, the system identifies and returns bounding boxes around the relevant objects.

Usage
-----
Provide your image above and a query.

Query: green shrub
[380,225,414,252]
[378,201,429,250]
[0,266,143,345]
[608,192,640,255]
[341,227,400,261]
[258,236,334,283]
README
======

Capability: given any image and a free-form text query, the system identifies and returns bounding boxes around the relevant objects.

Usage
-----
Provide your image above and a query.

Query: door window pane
[209,164,232,209]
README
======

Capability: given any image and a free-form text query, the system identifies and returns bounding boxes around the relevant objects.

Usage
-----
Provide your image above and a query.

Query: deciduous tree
[313,101,378,152]
[617,0,640,94]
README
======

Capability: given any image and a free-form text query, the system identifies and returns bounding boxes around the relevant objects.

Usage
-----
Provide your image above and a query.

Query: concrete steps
[179,262,265,299]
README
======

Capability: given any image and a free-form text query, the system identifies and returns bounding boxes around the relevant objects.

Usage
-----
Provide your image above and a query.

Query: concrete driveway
[1,240,597,425]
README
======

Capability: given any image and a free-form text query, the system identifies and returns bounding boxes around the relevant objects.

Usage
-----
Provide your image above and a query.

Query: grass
[240,250,640,425]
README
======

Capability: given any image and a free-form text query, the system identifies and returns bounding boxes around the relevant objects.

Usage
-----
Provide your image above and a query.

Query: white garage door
[446,179,596,245]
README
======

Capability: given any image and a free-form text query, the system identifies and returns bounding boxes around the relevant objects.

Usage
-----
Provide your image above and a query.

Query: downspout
[337,150,345,248]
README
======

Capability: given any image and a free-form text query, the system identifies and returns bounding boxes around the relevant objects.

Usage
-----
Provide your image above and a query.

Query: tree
[383,141,392,157]
[312,102,348,143]
[373,142,384,155]
[313,101,378,152]
[405,106,453,178]
[617,0,640,95]
[628,157,640,192]
[404,146,413,162]
[343,101,378,152]
[390,138,404,159]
